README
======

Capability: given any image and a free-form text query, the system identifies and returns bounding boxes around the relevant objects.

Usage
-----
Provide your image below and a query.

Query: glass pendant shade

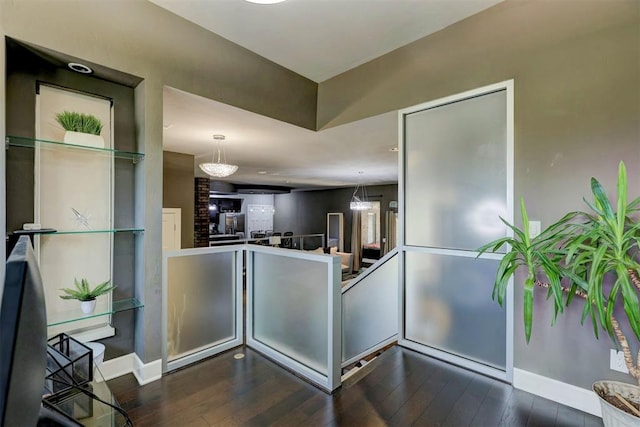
[199,162,238,178]
[350,200,373,210]
[199,135,238,178]
[350,182,372,210]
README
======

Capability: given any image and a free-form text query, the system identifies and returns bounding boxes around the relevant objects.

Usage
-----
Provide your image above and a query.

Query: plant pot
[63,131,104,149]
[80,299,97,314]
[593,380,640,426]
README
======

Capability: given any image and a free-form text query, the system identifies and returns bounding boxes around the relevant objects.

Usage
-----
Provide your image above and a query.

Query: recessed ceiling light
[257,171,268,174]
[390,147,399,152]
[245,0,287,3]
[68,62,93,74]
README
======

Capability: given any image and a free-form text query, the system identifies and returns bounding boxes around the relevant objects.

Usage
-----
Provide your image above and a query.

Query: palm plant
[59,278,115,302]
[478,161,640,386]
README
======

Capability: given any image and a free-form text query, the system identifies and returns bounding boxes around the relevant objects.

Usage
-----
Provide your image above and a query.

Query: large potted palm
[478,161,640,425]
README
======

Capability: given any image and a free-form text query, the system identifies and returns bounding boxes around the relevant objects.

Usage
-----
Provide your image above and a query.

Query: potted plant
[59,278,115,314]
[55,111,104,148]
[478,161,640,425]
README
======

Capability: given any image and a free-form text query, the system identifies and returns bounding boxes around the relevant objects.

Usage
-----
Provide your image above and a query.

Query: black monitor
[0,236,49,426]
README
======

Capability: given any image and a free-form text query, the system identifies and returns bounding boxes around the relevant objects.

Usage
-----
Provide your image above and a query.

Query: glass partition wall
[163,244,343,392]
[162,246,244,371]
[399,81,514,381]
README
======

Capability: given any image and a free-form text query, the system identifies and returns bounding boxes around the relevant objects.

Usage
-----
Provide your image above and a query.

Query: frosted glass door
[402,86,510,375]
[404,90,507,250]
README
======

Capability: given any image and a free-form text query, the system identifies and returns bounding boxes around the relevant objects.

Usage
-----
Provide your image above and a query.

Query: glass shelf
[5,135,145,162]
[41,228,145,235]
[47,298,144,327]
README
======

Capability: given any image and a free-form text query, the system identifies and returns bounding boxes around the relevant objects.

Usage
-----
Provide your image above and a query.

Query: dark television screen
[0,236,48,426]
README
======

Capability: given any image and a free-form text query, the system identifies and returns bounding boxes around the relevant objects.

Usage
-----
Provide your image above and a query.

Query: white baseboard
[513,368,601,417]
[69,325,115,343]
[100,353,135,381]
[134,354,163,385]
[99,352,162,386]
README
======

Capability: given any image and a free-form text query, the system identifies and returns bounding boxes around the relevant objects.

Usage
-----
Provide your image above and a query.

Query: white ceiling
[156,0,503,190]
[163,87,399,189]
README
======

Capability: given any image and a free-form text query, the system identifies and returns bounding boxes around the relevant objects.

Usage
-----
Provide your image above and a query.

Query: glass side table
[43,365,127,427]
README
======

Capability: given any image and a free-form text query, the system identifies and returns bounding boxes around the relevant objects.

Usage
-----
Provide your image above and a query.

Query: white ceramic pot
[593,380,640,427]
[63,131,104,149]
[80,299,97,314]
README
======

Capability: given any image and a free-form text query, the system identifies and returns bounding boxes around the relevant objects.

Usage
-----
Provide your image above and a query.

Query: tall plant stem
[611,316,640,385]
[535,279,639,384]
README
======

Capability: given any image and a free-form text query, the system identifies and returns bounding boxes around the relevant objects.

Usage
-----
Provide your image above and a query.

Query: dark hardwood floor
[108,346,602,426]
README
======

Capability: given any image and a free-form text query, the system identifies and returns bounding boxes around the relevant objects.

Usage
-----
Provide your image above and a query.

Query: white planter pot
[80,299,97,314]
[63,131,104,149]
[593,380,640,427]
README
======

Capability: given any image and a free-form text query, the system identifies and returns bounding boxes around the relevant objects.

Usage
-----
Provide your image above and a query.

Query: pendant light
[350,173,373,210]
[199,134,239,178]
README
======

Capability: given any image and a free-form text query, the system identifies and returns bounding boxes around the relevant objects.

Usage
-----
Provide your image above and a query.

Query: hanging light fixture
[350,173,373,210]
[199,134,239,178]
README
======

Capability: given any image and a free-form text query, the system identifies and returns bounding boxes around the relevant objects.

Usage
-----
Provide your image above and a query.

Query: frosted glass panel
[167,252,235,360]
[342,253,398,363]
[252,253,328,375]
[404,90,507,251]
[405,251,505,369]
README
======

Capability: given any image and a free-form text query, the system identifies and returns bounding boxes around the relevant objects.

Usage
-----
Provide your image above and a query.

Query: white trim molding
[99,352,162,386]
[513,368,601,417]
[134,354,163,385]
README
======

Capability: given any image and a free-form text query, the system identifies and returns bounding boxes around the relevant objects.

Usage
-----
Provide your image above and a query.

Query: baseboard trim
[100,353,135,381]
[99,352,162,386]
[513,368,601,417]
[133,354,163,385]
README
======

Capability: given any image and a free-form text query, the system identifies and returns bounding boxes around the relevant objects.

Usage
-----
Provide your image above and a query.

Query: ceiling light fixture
[67,62,93,74]
[244,0,287,3]
[199,134,239,178]
[350,172,373,210]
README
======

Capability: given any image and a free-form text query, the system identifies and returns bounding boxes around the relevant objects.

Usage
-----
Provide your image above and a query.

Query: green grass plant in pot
[55,111,104,148]
[478,161,640,425]
[60,278,115,314]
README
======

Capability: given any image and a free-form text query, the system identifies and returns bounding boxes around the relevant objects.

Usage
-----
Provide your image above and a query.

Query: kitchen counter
[209,234,241,242]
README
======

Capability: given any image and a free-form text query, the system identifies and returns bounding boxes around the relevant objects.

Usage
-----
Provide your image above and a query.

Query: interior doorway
[399,80,514,382]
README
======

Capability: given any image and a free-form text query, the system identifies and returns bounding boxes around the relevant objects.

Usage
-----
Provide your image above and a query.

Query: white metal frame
[326,212,344,252]
[245,245,342,392]
[397,80,515,383]
[341,248,399,368]
[162,245,244,372]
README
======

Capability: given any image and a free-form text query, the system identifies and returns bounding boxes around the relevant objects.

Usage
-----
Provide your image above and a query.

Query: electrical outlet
[528,221,541,238]
[610,349,629,373]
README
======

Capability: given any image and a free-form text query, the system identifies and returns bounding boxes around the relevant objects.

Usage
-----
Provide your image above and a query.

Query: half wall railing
[162,244,399,393]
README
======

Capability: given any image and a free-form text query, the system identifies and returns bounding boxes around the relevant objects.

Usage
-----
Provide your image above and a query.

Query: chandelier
[350,181,373,210]
[199,134,238,178]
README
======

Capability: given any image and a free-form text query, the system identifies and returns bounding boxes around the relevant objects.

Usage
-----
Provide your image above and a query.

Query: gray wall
[0,0,317,363]
[274,185,398,253]
[5,40,137,359]
[163,151,195,249]
[318,0,640,389]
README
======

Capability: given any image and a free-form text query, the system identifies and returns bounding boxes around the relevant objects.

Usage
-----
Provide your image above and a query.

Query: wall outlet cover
[610,349,629,373]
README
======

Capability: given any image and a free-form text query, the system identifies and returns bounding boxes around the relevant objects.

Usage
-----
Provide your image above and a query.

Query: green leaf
[523,274,535,343]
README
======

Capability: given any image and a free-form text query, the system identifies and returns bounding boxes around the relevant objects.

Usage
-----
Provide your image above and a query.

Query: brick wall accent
[194,177,210,247]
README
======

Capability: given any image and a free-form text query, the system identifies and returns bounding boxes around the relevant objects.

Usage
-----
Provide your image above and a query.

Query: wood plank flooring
[108,346,602,426]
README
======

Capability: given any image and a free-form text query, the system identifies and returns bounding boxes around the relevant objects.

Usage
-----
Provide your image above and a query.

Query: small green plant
[59,278,115,301]
[55,111,103,135]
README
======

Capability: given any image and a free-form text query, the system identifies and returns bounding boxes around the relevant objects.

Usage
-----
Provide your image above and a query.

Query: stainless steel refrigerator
[219,213,245,237]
